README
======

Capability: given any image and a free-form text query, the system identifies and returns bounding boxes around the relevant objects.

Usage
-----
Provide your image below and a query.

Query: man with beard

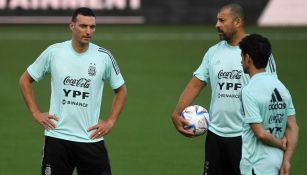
[171,3,277,175]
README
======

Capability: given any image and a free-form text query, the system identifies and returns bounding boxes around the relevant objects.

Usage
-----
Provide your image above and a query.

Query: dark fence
[0,0,268,24]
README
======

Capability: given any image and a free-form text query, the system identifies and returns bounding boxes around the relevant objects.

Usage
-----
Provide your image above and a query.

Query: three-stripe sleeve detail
[268,54,276,73]
[98,48,120,75]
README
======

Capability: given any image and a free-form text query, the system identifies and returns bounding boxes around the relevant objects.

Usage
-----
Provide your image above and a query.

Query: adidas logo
[268,88,286,110]
[271,88,283,102]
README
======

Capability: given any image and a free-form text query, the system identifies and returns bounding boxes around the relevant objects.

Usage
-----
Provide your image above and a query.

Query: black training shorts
[41,136,111,175]
[204,130,242,175]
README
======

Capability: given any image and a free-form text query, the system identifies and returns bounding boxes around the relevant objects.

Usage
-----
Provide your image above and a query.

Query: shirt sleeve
[242,88,263,124]
[104,53,125,90]
[286,90,296,116]
[265,54,278,78]
[193,50,211,84]
[27,46,52,82]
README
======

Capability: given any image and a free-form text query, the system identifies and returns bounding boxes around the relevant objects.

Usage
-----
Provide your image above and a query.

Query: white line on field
[1,32,307,40]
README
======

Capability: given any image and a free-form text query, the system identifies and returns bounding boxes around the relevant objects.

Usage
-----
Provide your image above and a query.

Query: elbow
[19,73,26,89]
[255,131,267,141]
[294,123,299,136]
[289,121,299,135]
[295,122,299,131]
[171,111,179,120]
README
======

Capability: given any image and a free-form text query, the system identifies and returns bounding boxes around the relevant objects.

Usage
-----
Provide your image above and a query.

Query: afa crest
[88,63,96,76]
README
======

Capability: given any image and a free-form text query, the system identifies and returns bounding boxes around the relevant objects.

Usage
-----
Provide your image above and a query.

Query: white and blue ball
[180,105,210,136]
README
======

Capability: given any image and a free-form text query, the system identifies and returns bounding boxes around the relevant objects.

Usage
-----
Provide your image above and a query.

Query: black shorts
[204,130,242,175]
[41,136,111,175]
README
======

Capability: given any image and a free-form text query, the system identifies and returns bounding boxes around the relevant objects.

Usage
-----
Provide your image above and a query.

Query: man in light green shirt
[171,4,277,175]
[239,34,299,175]
[19,7,127,175]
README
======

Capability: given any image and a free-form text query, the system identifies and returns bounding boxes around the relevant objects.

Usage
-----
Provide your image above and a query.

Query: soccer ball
[180,105,210,136]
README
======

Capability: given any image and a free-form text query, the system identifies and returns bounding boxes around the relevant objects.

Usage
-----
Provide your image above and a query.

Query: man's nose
[86,27,91,34]
[215,21,220,29]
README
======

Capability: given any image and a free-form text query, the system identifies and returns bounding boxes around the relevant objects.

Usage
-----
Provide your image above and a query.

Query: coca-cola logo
[269,114,284,124]
[218,70,242,79]
[63,76,91,88]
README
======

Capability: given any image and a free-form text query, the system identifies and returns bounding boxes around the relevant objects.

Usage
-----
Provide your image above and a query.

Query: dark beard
[243,67,249,74]
[219,35,231,42]
[217,29,236,43]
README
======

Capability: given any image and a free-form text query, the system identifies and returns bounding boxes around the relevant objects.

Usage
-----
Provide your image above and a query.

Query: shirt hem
[209,128,242,137]
[45,133,104,143]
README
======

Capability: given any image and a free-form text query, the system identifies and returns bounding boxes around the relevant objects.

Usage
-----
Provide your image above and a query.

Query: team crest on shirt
[88,63,96,76]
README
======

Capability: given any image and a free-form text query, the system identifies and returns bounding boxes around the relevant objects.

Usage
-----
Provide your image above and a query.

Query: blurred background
[0,0,306,174]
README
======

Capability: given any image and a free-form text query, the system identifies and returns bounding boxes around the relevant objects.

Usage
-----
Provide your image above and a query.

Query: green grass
[0,25,306,175]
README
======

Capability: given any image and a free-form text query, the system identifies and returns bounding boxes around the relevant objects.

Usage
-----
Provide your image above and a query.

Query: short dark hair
[239,34,272,69]
[72,7,96,22]
[220,3,244,21]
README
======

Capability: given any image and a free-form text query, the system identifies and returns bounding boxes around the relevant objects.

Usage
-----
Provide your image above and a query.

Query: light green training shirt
[240,72,295,175]
[194,40,277,137]
[27,40,125,143]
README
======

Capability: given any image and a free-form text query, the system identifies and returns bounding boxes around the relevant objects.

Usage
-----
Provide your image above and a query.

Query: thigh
[41,136,75,175]
[204,130,223,175]
[223,136,242,175]
[75,140,111,175]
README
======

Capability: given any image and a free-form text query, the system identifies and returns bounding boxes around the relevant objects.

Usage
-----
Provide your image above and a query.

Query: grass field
[0,25,306,175]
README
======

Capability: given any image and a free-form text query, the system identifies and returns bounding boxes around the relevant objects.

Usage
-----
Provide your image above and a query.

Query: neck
[228,29,246,46]
[249,68,265,78]
[71,40,89,53]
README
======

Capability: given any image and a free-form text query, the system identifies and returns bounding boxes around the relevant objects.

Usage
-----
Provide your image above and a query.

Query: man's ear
[246,54,252,64]
[234,17,242,27]
[69,22,74,31]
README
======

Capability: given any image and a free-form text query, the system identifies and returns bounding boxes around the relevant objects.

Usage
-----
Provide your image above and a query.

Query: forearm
[251,123,283,149]
[258,131,284,149]
[283,117,299,162]
[19,71,41,116]
[106,85,127,124]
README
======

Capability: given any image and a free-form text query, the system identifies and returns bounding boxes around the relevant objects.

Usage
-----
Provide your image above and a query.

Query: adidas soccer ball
[180,105,210,136]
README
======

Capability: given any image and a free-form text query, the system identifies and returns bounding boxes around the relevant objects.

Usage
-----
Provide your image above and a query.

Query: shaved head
[220,3,244,22]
